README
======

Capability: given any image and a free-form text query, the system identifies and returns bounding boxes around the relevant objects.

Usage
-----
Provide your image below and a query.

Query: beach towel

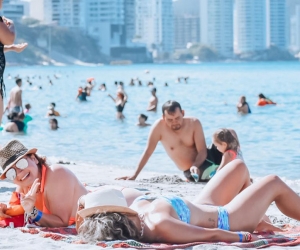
[19,224,300,249]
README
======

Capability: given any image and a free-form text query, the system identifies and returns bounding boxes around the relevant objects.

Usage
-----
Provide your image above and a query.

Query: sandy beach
[1,159,300,249]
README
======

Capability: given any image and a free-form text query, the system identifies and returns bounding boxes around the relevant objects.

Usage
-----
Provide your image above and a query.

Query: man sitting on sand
[117,100,222,182]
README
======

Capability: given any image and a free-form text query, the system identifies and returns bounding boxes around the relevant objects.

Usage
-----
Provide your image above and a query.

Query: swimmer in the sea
[137,114,151,127]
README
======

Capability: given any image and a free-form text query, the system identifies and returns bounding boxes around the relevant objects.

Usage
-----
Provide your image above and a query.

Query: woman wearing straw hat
[0,140,147,227]
[76,159,300,244]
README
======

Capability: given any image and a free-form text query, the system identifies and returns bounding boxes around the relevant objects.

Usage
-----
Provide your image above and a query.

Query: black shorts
[183,144,222,182]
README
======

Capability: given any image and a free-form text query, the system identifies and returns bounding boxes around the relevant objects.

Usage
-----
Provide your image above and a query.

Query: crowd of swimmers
[1,70,278,134]
[0,76,61,132]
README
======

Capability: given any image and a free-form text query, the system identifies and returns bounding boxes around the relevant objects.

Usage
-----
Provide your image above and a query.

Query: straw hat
[76,189,137,231]
[0,140,37,180]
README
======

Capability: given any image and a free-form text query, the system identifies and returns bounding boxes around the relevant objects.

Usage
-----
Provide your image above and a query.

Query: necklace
[138,213,145,237]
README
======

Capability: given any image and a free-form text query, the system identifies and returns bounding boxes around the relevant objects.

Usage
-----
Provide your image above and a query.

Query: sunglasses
[6,158,29,180]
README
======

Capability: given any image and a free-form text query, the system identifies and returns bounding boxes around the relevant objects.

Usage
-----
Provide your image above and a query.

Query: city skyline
[1,0,300,60]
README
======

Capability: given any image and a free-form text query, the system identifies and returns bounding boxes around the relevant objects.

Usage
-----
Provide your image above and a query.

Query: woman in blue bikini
[76,160,300,244]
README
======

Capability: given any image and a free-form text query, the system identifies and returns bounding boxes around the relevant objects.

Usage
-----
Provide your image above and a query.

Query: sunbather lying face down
[0,140,148,227]
[77,160,300,244]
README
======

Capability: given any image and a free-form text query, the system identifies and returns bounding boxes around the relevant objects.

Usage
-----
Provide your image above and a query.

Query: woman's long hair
[78,212,140,243]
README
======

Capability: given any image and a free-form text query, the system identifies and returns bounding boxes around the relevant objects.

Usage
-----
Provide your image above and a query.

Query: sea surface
[2,62,300,180]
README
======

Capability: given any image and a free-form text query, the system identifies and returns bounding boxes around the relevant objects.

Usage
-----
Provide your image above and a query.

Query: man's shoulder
[184,117,201,124]
[153,118,164,127]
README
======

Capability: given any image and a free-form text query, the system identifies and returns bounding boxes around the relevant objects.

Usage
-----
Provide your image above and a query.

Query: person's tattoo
[208,218,216,227]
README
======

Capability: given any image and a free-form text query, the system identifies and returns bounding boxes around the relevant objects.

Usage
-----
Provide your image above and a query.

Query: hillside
[5,19,108,65]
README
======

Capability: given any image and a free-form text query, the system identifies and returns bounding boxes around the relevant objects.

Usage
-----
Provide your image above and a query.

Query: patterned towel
[19,224,300,249]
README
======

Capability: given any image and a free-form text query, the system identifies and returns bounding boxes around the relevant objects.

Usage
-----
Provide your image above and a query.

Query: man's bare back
[6,79,22,111]
[9,86,22,107]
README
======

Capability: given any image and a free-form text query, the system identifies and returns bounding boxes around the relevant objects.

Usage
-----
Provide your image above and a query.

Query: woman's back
[129,195,218,242]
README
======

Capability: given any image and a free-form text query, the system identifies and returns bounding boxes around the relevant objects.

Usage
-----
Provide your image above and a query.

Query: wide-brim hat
[0,140,37,180]
[76,189,137,231]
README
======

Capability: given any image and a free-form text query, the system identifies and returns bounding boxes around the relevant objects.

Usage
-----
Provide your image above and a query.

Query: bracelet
[32,210,43,223]
[237,232,243,242]
[28,206,38,219]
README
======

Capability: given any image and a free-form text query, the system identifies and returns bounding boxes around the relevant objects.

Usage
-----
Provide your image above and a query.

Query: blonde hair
[78,212,140,243]
[213,128,240,151]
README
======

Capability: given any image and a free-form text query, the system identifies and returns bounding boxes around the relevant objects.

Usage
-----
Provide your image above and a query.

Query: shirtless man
[147,87,158,112]
[5,78,23,113]
[117,100,222,182]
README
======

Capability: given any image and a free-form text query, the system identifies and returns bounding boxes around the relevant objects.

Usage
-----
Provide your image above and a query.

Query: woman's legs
[194,160,251,206]
[225,175,300,232]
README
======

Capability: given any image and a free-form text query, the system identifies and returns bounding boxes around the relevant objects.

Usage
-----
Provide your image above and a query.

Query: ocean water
[2,62,300,180]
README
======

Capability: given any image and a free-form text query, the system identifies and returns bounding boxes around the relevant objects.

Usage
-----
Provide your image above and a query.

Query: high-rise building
[234,0,267,53]
[124,0,136,45]
[44,0,85,28]
[84,0,125,55]
[266,0,287,49]
[44,0,128,56]
[200,0,234,57]
[290,5,300,52]
[173,0,200,49]
[135,0,174,58]
[1,0,29,20]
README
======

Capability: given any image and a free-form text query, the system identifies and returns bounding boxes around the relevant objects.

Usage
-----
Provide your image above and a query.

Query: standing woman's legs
[194,160,251,206]
[225,175,300,232]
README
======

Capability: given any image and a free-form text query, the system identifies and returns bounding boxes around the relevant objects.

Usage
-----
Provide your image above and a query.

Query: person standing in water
[147,87,158,112]
[237,96,251,114]
[108,92,127,120]
[76,87,90,101]
[49,118,59,130]
[46,103,60,117]
[0,9,15,124]
[5,78,23,114]
[136,114,151,127]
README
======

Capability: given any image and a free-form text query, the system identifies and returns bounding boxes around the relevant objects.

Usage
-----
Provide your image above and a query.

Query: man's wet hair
[258,93,266,99]
[16,78,22,85]
[162,100,182,115]
[140,114,148,121]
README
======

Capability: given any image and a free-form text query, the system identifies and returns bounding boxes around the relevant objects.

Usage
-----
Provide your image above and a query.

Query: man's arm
[116,121,161,180]
[191,119,207,168]
[238,105,248,114]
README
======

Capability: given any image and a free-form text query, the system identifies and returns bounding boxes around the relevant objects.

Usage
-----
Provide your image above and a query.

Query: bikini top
[133,195,190,224]
[225,149,244,161]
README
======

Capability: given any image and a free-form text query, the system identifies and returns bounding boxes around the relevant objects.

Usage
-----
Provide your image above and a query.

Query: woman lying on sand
[76,160,297,244]
[0,140,144,227]
[0,140,273,230]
